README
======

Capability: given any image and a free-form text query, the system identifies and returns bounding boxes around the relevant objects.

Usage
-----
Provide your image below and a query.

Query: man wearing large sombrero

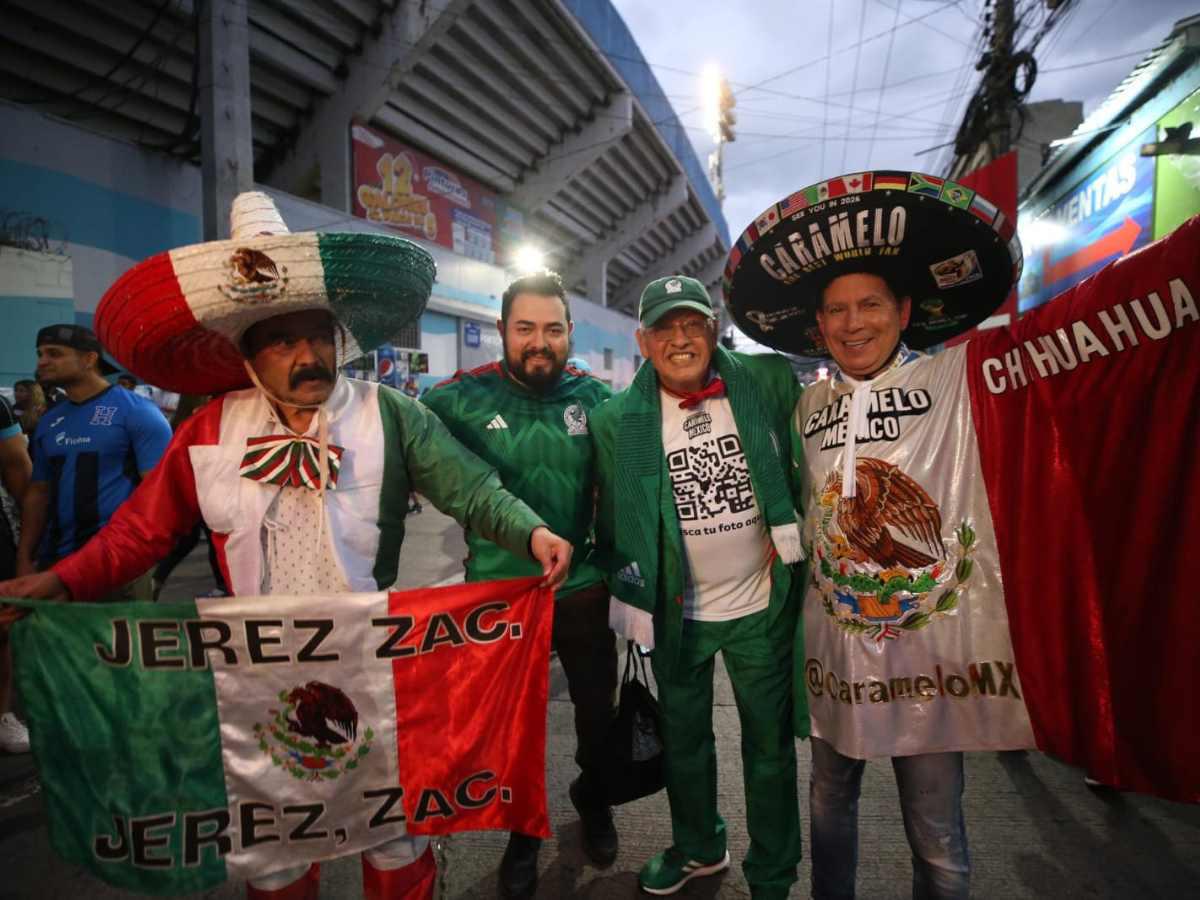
[0,192,573,900]
[724,172,1200,897]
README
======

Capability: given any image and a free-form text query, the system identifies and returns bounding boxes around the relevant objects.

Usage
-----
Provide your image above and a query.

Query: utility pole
[703,70,736,202]
[984,0,1016,158]
[944,0,1020,179]
[199,0,254,240]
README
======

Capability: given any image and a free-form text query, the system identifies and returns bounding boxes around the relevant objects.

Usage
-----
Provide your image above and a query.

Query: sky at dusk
[610,0,1197,239]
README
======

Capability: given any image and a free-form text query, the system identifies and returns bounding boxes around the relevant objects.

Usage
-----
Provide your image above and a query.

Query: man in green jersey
[422,271,619,899]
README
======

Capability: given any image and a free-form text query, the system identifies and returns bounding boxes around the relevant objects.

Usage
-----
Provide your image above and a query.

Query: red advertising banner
[350,122,524,265]
[945,151,1018,347]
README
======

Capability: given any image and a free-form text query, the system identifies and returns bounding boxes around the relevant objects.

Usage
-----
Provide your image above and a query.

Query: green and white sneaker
[638,847,731,895]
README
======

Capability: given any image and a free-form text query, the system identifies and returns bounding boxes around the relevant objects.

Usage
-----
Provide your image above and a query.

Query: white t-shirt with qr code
[662,391,773,621]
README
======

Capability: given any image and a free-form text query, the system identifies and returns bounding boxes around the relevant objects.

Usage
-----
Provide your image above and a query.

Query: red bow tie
[675,377,726,410]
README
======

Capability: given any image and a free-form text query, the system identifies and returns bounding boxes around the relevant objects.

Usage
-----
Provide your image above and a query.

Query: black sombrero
[722,171,1023,356]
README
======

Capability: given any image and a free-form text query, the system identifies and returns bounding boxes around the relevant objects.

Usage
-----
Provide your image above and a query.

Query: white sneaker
[0,712,30,753]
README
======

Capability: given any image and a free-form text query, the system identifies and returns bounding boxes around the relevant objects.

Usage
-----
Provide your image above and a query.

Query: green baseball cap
[638,275,715,326]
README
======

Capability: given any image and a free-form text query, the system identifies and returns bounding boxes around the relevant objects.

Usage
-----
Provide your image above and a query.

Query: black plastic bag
[602,641,665,805]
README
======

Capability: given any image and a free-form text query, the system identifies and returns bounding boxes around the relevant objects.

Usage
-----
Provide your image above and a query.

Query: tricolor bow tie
[676,377,726,410]
[239,435,345,490]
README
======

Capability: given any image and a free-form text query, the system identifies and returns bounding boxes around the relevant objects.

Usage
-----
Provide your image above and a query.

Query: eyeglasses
[646,319,711,341]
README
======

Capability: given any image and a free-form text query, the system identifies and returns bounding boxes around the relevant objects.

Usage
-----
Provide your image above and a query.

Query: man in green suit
[591,275,807,899]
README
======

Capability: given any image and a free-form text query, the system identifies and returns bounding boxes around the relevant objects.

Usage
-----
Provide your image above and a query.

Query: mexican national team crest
[812,458,977,644]
[253,681,374,781]
[221,247,288,303]
[564,403,588,436]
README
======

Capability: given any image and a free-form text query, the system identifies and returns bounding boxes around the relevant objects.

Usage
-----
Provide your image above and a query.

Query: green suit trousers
[651,603,801,899]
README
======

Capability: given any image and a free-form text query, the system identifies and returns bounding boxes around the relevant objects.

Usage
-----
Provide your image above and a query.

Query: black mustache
[290,366,334,388]
[521,350,554,361]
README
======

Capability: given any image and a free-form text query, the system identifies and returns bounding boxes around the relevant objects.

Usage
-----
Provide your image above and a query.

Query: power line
[871,0,977,48]
[1065,0,1119,47]
[865,0,904,169]
[725,81,979,170]
[1040,47,1153,74]
[821,0,835,176]
[933,1,987,172]
[841,0,871,171]
[732,0,962,98]
[826,62,968,99]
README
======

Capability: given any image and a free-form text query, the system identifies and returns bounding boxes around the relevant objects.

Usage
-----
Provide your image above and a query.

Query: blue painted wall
[0,295,75,385]
[0,103,202,386]
[420,310,459,335]
[0,161,200,263]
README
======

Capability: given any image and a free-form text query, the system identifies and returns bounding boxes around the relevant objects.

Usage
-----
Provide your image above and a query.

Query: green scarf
[612,346,802,615]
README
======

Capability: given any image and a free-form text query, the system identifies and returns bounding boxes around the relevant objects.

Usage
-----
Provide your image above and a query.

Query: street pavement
[2,508,1198,899]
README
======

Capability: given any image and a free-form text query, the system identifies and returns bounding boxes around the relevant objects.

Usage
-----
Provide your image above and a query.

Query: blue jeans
[809,737,969,900]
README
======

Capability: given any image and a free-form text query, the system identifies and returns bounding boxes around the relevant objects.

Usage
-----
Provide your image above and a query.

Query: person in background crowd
[116,374,138,392]
[402,375,423,513]
[11,379,46,451]
[422,271,619,900]
[35,376,65,410]
[151,394,227,600]
[15,325,172,602]
[0,393,32,752]
[591,275,806,900]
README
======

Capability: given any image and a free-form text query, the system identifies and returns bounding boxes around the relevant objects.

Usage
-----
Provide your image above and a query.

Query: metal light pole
[702,66,736,203]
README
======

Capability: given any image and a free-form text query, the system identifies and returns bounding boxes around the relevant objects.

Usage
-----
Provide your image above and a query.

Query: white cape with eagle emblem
[795,345,1036,759]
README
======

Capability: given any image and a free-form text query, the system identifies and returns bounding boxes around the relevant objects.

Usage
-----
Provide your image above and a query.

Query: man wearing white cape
[723,170,1200,899]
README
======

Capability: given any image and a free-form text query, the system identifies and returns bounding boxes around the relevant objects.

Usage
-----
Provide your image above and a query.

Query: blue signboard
[464,321,481,348]
[1018,126,1156,312]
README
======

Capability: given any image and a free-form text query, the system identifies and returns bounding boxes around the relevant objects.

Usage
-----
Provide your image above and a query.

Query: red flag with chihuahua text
[967,216,1200,802]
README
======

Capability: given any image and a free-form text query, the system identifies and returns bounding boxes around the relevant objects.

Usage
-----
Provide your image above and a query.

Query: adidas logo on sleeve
[616,561,646,588]
[486,414,509,430]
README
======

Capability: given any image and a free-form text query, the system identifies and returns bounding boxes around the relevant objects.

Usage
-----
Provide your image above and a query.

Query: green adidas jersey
[422,361,611,596]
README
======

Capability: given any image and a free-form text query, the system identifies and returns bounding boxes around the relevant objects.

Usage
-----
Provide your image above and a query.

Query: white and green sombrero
[96,192,436,394]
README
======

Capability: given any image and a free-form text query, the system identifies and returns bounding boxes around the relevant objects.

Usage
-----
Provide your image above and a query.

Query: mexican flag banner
[10,576,552,894]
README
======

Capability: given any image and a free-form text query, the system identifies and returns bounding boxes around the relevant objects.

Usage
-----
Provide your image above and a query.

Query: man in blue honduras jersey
[16,325,171,601]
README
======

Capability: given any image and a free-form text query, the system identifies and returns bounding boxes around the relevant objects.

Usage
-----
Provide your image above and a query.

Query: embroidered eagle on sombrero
[821,458,943,569]
[230,247,281,284]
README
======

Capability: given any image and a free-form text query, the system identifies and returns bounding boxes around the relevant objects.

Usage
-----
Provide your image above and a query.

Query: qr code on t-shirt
[667,434,755,521]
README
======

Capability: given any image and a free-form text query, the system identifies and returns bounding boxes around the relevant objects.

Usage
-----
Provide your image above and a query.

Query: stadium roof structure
[1,0,730,312]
